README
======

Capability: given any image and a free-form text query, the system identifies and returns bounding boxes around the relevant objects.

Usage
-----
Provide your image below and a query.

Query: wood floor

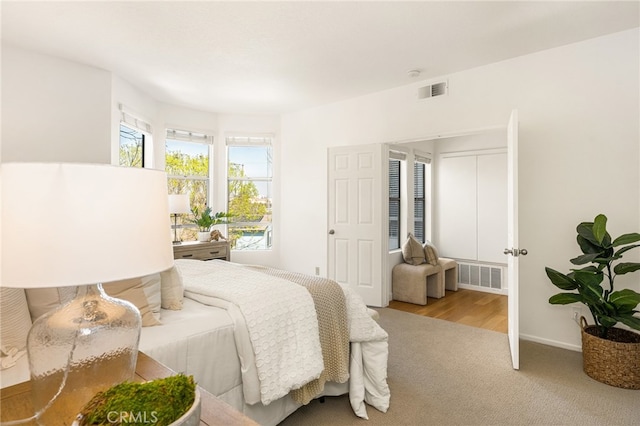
[388,288,508,333]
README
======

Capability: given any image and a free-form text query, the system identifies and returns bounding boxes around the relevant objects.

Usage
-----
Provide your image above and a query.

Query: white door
[328,144,386,307]
[505,109,524,370]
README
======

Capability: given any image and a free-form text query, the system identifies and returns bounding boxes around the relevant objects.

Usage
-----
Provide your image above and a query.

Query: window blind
[226,136,273,146]
[119,104,152,134]
[166,128,213,144]
[415,154,432,164]
[389,150,407,161]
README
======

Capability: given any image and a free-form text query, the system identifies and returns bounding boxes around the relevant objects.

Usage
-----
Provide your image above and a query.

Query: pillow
[103,273,162,327]
[1,288,32,370]
[401,234,426,265]
[25,286,78,322]
[423,240,440,266]
[160,265,184,310]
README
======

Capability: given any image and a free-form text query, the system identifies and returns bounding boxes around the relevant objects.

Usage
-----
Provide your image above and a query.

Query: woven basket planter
[580,317,640,389]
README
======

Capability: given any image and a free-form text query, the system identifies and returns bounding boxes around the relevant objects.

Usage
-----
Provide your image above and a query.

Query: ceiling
[2,1,639,115]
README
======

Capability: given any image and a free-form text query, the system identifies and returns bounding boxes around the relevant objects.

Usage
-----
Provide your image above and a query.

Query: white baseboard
[520,333,582,352]
[457,283,507,295]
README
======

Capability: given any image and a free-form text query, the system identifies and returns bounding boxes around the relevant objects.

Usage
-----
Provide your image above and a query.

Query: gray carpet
[280,308,640,425]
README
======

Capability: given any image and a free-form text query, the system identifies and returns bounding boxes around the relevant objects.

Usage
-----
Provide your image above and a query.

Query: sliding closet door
[477,153,508,264]
[437,155,477,259]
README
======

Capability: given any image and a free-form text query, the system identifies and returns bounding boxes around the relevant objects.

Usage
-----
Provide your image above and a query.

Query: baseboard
[520,333,582,352]
[457,283,507,295]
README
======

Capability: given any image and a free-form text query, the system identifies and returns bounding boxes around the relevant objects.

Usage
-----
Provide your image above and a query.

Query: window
[166,129,212,242]
[118,104,152,168]
[414,162,426,243]
[119,124,145,167]
[226,136,273,250]
[414,155,431,243]
[389,159,401,250]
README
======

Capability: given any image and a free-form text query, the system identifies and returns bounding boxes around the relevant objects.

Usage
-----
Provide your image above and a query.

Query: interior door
[327,144,386,307]
[506,109,521,370]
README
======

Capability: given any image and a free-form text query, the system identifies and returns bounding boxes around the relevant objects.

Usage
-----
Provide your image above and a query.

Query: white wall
[2,45,112,163]
[280,29,640,350]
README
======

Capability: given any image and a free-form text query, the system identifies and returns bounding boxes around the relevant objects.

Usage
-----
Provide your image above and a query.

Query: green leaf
[578,280,604,306]
[572,269,603,288]
[592,214,608,245]
[616,314,640,332]
[545,267,578,290]
[609,289,640,313]
[613,262,640,275]
[615,244,640,257]
[598,314,618,329]
[570,253,600,265]
[577,235,602,255]
[549,293,583,305]
[612,233,640,247]
[577,222,599,246]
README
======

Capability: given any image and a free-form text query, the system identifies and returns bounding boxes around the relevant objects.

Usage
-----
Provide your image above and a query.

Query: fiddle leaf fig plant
[545,214,640,339]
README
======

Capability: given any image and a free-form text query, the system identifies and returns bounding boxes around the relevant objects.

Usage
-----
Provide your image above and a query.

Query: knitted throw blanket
[242,265,350,404]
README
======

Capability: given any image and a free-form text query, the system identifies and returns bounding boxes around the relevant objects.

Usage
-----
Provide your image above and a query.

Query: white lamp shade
[168,193,191,214]
[1,163,174,288]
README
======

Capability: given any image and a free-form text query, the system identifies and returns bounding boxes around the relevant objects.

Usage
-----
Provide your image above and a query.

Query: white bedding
[179,259,324,405]
[175,259,390,420]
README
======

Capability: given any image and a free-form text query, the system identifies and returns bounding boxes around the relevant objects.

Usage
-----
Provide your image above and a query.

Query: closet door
[438,155,477,259]
[477,153,508,263]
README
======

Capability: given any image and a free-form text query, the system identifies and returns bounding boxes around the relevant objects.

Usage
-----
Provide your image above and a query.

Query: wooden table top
[0,351,258,426]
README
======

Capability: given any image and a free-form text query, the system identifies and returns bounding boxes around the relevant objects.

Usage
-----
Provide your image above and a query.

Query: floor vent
[458,262,504,291]
[418,81,448,99]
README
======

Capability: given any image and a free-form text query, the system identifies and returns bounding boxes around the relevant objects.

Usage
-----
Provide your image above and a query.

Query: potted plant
[189,206,233,242]
[545,214,640,389]
[75,374,199,425]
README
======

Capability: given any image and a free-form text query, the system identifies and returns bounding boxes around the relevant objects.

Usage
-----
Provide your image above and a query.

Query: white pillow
[160,265,184,310]
[0,288,32,370]
[103,273,162,327]
[25,287,78,322]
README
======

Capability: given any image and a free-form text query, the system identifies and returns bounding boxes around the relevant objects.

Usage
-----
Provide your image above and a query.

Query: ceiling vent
[418,81,448,100]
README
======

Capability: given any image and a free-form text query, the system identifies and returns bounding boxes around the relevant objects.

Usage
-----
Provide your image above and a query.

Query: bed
[138,259,390,425]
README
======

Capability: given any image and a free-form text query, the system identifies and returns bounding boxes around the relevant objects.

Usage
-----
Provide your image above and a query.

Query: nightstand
[173,240,230,261]
[0,352,257,425]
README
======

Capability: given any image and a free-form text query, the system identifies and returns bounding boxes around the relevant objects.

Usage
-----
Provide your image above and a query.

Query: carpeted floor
[280,308,640,425]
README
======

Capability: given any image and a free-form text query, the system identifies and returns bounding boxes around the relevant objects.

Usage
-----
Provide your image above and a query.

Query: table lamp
[168,194,191,244]
[0,163,173,424]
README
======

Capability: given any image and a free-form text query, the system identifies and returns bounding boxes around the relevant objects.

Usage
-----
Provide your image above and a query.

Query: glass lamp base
[27,284,142,425]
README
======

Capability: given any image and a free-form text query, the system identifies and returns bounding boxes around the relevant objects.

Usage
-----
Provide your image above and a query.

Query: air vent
[458,262,505,292]
[418,81,448,100]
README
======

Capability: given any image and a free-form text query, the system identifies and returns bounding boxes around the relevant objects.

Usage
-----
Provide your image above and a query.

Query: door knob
[504,248,528,256]
[328,229,335,235]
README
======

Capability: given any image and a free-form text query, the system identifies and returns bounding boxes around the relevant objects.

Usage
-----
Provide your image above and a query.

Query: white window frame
[165,128,214,239]
[118,105,153,168]
[226,135,273,251]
